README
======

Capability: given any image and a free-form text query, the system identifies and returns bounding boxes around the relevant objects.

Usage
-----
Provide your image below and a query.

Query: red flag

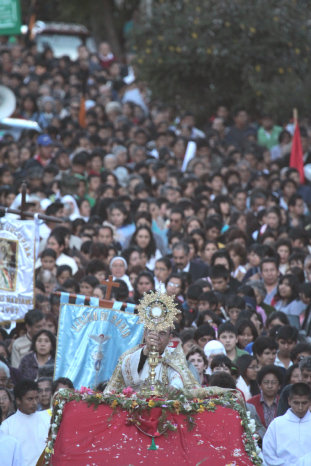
[290,123,305,183]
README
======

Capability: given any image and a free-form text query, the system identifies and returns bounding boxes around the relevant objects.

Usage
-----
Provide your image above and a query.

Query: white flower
[183,403,192,411]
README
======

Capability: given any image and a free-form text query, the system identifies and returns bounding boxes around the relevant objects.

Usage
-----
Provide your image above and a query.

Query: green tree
[132,0,311,121]
[21,0,140,60]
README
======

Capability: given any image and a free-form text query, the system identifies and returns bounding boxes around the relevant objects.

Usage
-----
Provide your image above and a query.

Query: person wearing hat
[25,134,54,169]
[203,339,226,375]
[109,256,133,292]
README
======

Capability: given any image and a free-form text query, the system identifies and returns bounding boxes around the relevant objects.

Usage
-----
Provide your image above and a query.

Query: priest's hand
[143,330,161,355]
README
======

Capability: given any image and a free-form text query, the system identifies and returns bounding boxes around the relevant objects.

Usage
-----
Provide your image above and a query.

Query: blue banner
[55,303,144,389]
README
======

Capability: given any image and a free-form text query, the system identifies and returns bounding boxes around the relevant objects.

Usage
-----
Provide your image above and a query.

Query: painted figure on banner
[0,239,17,291]
[89,333,110,386]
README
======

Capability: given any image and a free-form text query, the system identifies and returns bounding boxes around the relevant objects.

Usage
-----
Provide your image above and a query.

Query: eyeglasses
[167,282,180,288]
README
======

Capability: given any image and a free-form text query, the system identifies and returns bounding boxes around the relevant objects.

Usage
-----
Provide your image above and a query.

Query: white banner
[0,217,36,322]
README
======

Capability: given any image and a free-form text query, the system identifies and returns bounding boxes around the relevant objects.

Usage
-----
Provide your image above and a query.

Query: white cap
[204,340,226,359]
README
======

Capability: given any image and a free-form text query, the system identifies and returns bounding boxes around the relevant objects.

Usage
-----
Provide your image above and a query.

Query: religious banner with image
[55,293,144,389]
[0,217,36,322]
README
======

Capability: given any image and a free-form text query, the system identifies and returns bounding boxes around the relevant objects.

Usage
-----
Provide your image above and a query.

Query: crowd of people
[0,32,311,465]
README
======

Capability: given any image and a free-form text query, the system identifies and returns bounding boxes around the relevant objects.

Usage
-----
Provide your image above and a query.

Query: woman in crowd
[154,257,172,292]
[129,225,161,271]
[226,241,247,281]
[109,256,133,292]
[186,346,209,386]
[236,354,260,401]
[0,387,15,422]
[108,201,135,246]
[133,271,155,304]
[284,363,302,385]
[165,273,186,304]
[19,330,56,380]
[272,274,306,316]
[236,319,258,350]
[202,240,219,266]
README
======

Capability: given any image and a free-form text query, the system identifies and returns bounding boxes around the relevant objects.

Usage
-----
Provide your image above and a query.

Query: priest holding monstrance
[105,290,199,394]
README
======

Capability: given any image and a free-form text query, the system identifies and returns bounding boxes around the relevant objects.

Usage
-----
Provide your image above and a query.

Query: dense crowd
[1,34,311,465]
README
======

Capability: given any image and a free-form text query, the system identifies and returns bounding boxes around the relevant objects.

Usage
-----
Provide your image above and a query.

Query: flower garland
[44,387,262,465]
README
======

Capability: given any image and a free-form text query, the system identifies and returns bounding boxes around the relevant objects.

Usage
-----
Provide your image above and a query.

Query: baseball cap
[37,134,53,146]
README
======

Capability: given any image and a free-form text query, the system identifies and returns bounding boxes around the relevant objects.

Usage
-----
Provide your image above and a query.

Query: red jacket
[248,394,279,428]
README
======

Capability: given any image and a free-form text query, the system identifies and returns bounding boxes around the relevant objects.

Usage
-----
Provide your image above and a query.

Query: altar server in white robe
[263,382,311,466]
[0,380,50,466]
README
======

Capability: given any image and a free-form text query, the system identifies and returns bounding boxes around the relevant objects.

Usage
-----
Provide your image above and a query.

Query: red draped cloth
[51,401,253,465]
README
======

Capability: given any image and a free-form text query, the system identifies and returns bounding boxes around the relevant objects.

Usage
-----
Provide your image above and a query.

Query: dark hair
[52,377,74,394]
[260,256,279,271]
[266,311,289,328]
[187,284,202,300]
[252,336,278,357]
[180,329,195,345]
[284,363,300,386]
[133,271,155,303]
[225,295,245,311]
[290,343,311,363]
[111,279,129,301]
[14,379,38,400]
[299,356,311,372]
[211,250,234,272]
[289,382,311,399]
[85,259,108,276]
[80,275,100,290]
[236,354,260,396]
[196,310,222,328]
[41,248,57,260]
[257,364,284,386]
[186,346,208,366]
[37,376,53,388]
[210,264,230,280]
[275,274,300,303]
[31,329,56,358]
[198,291,218,308]
[165,273,185,293]
[24,309,44,327]
[209,372,236,389]
[129,225,156,259]
[48,227,67,248]
[236,319,258,341]
[56,264,72,278]
[108,201,131,226]
[155,257,172,271]
[218,321,237,337]
[194,324,215,342]
[211,354,233,372]
[275,325,298,342]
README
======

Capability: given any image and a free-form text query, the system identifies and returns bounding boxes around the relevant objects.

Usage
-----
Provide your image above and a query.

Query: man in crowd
[0,380,50,465]
[263,383,311,465]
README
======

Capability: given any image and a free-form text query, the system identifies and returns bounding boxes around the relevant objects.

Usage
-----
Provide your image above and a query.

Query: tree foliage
[132,0,311,121]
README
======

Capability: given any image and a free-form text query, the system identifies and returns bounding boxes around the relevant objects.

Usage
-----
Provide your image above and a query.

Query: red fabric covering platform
[51,401,254,465]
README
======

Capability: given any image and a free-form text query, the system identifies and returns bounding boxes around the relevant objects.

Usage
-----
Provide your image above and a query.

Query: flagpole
[53,291,137,313]
[289,107,305,183]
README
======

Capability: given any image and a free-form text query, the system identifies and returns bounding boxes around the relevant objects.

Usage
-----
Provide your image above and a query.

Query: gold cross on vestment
[101,275,120,300]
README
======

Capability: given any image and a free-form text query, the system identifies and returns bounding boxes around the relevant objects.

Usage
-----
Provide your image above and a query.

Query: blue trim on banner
[76,294,86,305]
[125,303,135,314]
[60,292,70,304]
[89,297,99,307]
[113,301,122,310]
